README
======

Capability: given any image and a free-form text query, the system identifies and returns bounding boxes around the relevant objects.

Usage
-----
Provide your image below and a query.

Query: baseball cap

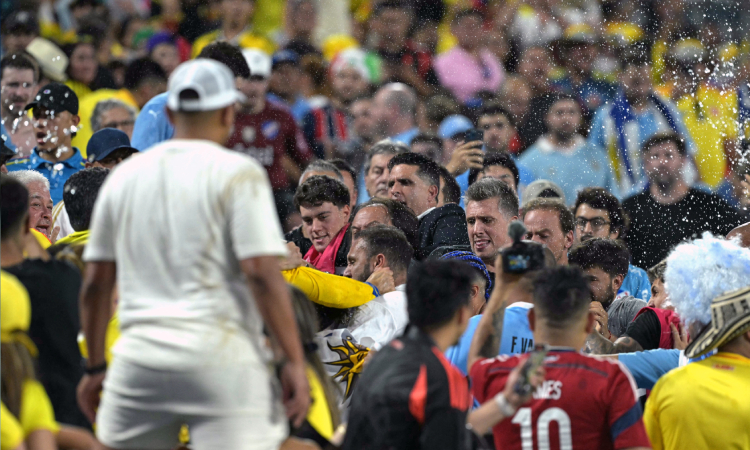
[2,11,39,36]
[87,128,138,162]
[25,37,68,82]
[438,115,473,140]
[243,49,272,79]
[166,59,246,112]
[272,49,300,70]
[522,180,565,206]
[25,82,78,115]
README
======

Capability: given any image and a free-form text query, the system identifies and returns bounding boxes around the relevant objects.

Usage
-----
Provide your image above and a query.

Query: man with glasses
[573,187,652,301]
[0,52,38,159]
[7,82,84,204]
[90,99,136,138]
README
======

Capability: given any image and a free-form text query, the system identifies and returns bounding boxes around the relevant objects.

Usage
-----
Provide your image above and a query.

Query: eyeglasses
[575,217,610,230]
[102,120,135,130]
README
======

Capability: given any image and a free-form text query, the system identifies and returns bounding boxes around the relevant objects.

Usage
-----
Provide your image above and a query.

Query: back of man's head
[387,152,441,192]
[294,175,350,210]
[532,266,592,329]
[124,57,167,91]
[465,177,518,218]
[438,166,461,205]
[354,198,420,251]
[63,167,109,232]
[364,139,409,174]
[356,224,413,275]
[1,175,29,241]
[568,238,630,278]
[407,259,475,330]
[381,83,416,119]
[197,42,251,79]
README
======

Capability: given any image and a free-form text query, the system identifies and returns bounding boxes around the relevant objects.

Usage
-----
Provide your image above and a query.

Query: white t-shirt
[84,139,287,370]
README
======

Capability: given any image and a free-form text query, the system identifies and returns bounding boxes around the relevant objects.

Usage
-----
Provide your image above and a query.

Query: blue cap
[272,50,300,69]
[438,114,473,139]
[439,251,493,300]
[86,128,138,162]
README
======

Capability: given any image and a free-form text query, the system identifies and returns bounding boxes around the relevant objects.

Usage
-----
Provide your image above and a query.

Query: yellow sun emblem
[326,335,370,399]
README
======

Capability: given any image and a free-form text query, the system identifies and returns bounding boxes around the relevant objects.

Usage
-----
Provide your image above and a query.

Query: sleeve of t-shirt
[617,349,680,391]
[606,363,650,449]
[469,357,505,404]
[623,309,661,350]
[82,176,117,262]
[226,161,288,260]
[130,95,173,151]
[20,380,60,436]
[1,401,24,450]
[609,299,647,338]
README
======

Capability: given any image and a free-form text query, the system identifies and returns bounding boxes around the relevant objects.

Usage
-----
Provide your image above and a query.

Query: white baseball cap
[242,49,272,79]
[166,59,246,112]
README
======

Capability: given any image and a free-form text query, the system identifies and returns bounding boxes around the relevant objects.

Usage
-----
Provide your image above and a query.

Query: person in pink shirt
[434,9,505,104]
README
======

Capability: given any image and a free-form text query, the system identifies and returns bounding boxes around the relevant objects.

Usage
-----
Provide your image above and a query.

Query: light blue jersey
[445,302,535,375]
[619,264,652,302]
[131,92,173,151]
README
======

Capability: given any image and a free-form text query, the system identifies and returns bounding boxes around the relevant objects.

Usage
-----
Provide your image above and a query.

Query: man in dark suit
[387,153,470,259]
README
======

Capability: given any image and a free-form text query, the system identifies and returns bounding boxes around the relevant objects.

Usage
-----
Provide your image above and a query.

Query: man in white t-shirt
[318,224,412,402]
[76,59,309,450]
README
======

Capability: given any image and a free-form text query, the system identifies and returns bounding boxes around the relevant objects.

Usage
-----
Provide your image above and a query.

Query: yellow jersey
[191,28,275,59]
[675,86,738,188]
[0,380,60,450]
[644,352,750,450]
[0,403,23,450]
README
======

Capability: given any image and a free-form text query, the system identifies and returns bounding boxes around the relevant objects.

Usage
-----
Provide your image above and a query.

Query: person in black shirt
[342,260,476,450]
[0,175,89,428]
[623,133,742,268]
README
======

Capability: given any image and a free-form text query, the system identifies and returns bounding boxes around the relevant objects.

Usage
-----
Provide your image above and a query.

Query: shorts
[96,357,287,450]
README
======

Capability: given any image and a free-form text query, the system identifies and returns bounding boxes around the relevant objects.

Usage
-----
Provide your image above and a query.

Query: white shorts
[96,357,287,450]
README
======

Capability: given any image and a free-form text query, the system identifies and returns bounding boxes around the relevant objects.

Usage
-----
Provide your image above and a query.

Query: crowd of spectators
[2,0,750,449]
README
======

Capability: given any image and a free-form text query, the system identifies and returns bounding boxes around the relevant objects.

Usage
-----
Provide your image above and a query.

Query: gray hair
[91,99,137,133]
[464,177,518,218]
[363,139,409,175]
[300,160,343,184]
[380,83,417,119]
[7,170,50,191]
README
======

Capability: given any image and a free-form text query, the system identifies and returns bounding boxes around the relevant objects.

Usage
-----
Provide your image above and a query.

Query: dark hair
[424,94,460,126]
[0,52,37,81]
[329,158,357,187]
[469,151,520,187]
[647,259,667,284]
[531,266,592,329]
[356,224,413,274]
[452,8,484,26]
[352,198,420,252]
[2,11,39,36]
[63,168,109,232]
[620,44,651,71]
[477,101,515,128]
[641,133,687,156]
[197,42,251,79]
[372,0,409,17]
[411,133,443,162]
[568,238,630,277]
[363,139,409,175]
[438,166,461,205]
[124,58,167,90]
[464,177,518,218]
[294,175,350,210]
[522,198,575,235]
[546,93,579,114]
[387,152,441,195]
[406,260,474,330]
[0,175,29,240]
[573,187,627,237]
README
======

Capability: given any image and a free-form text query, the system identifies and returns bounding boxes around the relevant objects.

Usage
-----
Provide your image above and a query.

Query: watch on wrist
[85,362,107,375]
[494,392,517,417]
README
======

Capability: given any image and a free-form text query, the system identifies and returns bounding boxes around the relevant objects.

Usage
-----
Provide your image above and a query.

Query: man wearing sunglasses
[7,82,84,205]
[573,187,652,302]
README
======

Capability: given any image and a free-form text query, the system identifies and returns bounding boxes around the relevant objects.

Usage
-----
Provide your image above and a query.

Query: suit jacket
[416,204,470,260]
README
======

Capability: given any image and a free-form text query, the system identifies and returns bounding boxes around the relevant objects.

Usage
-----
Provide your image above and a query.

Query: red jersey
[470,349,650,450]
[226,102,312,190]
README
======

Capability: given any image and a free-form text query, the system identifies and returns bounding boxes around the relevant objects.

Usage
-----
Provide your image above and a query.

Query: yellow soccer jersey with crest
[644,352,750,450]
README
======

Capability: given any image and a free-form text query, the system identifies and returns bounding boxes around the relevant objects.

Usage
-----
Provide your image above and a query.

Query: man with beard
[0,52,38,159]
[568,238,647,345]
[7,169,53,238]
[519,95,619,202]
[623,134,741,268]
[573,187,651,301]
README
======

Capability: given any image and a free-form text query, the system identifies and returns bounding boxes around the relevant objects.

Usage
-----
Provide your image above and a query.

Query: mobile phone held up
[464,128,484,144]
[513,346,549,397]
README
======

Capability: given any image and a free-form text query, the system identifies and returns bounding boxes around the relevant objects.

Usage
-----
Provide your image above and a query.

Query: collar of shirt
[395,284,406,292]
[535,135,586,155]
[418,206,436,220]
[29,147,84,169]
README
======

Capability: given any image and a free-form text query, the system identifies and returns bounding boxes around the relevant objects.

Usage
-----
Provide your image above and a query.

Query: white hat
[166,59,246,112]
[522,180,565,207]
[242,48,272,79]
[25,37,68,82]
